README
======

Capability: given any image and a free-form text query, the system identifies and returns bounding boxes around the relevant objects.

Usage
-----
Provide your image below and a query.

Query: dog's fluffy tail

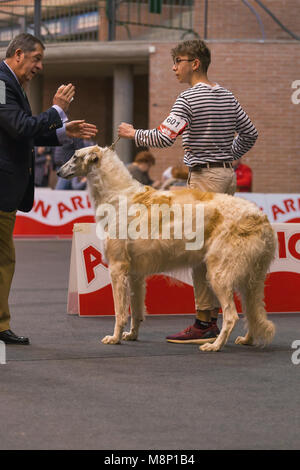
[250,315,276,346]
[238,219,276,347]
[240,274,276,347]
[240,282,275,347]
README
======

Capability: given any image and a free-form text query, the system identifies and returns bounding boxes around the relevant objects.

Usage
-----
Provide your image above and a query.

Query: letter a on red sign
[83,245,108,284]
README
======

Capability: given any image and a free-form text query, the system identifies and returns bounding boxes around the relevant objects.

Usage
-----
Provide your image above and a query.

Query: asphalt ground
[0,239,299,451]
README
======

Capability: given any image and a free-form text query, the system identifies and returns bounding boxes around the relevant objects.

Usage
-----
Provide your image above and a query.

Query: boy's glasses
[173,58,195,65]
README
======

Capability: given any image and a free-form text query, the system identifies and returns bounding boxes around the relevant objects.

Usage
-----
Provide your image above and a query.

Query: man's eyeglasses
[173,58,195,65]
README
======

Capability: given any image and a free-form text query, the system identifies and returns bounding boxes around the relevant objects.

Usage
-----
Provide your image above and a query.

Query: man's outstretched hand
[66,120,98,139]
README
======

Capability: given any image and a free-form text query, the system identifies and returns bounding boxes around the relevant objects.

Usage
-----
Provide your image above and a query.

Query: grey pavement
[0,239,299,450]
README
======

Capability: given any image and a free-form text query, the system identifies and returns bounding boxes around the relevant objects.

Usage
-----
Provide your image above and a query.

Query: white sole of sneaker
[166,336,218,345]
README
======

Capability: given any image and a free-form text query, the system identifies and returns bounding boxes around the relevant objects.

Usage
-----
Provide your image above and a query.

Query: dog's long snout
[57,165,72,179]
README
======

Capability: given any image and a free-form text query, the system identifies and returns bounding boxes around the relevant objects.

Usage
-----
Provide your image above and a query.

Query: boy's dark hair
[6,33,45,58]
[171,39,211,73]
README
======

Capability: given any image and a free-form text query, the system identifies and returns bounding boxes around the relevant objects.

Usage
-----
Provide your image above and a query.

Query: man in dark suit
[0,33,97,344]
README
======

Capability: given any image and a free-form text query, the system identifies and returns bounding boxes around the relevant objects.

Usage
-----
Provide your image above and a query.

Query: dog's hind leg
[102,263,130,344]
[122,275,146,341]
[200,284,239,352]
[198,258,238,351]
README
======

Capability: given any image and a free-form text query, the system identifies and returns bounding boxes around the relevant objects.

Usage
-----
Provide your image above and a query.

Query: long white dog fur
[58,145,276,352]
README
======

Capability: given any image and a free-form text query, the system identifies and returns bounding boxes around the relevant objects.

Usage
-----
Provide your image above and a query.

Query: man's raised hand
[53,83,75,112]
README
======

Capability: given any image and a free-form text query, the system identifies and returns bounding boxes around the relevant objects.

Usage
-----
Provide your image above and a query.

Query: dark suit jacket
[0,61,63,212]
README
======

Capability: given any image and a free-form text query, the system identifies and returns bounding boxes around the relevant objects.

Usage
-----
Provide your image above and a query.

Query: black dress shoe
[0,329,30,345]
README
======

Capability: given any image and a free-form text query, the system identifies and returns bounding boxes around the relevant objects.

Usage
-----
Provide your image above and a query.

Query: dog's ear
[85,147,101,164]
[91,146,103,163]
[90,153,99,164]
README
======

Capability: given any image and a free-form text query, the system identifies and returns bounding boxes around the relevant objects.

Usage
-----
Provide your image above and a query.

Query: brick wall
[111,0,299,42]
[194,0,299,41]
[114,2,192,41]
[147,41,300,193]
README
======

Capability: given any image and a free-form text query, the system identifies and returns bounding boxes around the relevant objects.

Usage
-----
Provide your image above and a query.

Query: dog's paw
[235,335,253,346]
[199,342,220,352]
[122,331,138,341]
[101,335,121,345]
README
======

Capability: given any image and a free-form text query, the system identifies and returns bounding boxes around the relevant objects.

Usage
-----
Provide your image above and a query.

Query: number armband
[157,114,187,139]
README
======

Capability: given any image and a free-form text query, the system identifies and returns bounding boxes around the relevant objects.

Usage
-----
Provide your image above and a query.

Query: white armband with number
[158,113,188,139]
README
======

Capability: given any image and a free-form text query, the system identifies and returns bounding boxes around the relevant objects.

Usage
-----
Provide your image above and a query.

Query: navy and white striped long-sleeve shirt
[135,82,258,167]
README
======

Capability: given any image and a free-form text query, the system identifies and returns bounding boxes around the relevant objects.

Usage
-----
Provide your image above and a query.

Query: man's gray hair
[6,33,45,58]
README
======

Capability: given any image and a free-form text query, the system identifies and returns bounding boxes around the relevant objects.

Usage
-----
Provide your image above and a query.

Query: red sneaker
[166,323,219,344]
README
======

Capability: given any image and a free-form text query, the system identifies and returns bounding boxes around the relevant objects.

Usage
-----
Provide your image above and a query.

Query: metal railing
[252,0,300,41]
[0,0,298,45]
[0,1,101,45]
[0,1,197,45]
[113,0,197,41]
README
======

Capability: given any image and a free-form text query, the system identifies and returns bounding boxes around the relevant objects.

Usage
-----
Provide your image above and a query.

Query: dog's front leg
[122,275,145,341]
[102,266,130,345]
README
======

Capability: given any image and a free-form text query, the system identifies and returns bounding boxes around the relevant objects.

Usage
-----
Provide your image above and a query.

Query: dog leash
[109,136,121,151]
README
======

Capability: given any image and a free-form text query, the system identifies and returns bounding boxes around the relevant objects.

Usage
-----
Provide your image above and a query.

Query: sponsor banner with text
[14,188,95,237]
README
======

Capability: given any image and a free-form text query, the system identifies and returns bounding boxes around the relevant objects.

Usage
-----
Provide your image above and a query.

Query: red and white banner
[14,189,95,237]
[238,193,300,223]
[67,222,300,316]
[13,190,300,237]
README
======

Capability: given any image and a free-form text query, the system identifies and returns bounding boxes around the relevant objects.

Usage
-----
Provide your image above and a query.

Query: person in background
[54,137,87,189]
[128,150,160,188]
[233,158,252,192]
[162,166,173,182]
[71,176,87,190]
[34,146,52,187]
[160,164,188,190]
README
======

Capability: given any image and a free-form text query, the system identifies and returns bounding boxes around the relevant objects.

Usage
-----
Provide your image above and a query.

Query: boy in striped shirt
[118,39,258,345]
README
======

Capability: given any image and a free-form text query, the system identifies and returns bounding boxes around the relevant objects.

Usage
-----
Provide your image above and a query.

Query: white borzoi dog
[57,145,276,352]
